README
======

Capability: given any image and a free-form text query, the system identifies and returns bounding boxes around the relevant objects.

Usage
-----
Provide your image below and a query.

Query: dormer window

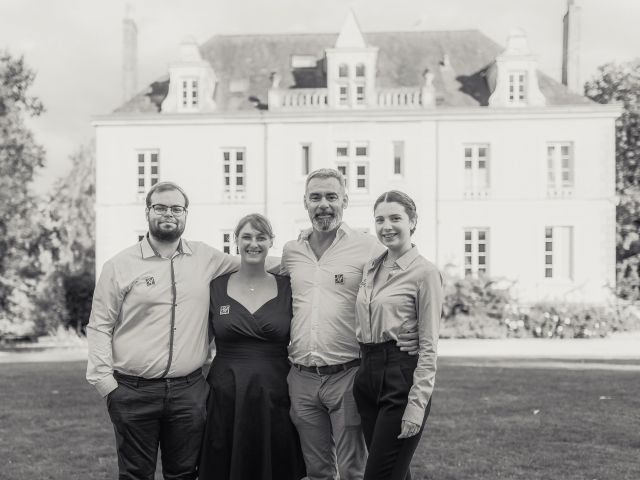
[508,71,527,104]
[182,79,199,109]
[325,11,379,109]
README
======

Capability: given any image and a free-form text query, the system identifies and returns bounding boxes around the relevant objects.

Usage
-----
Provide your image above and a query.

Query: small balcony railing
[269,86,431,110]
[376,88,423,108]
[277,89,329,109]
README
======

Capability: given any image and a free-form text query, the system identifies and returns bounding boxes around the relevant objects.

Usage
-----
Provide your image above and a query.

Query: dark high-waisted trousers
[353,340,431,480]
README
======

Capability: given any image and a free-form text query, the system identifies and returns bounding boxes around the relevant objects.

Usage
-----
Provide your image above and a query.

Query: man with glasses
[86,181,241,480]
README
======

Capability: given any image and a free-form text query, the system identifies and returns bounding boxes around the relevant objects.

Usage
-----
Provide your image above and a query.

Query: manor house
[93,5,619,303]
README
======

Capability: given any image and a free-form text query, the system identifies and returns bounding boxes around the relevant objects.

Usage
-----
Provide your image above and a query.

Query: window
[335,142,369,192]
[355,145,368,157]
[547,143,574,195]
[356,164,368,191]
[464,228,489,277]
[355,64,365,77]
[181,79,199,108]
[338,64,349,78]
[393,141,404,175]
[339,85,349,105]
[222,148,246,195]
[508,71,527,103]
[136,151,160,195]
[544,227,572,279]
[356,85,365,105]
[336,143,350,188]
[301,144,311,176]
[222,232,238,255]
[463,145,490,196]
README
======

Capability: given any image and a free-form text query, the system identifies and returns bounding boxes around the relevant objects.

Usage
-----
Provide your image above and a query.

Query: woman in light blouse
[353,190,443,480]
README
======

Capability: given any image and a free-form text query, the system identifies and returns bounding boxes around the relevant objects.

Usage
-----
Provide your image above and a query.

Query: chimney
[561,0,581,92]
[122,3,138,102]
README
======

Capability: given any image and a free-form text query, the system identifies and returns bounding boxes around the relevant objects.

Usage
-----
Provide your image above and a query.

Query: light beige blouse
[355,246,443,425]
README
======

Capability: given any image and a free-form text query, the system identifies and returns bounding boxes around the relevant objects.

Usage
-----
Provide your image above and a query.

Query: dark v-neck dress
[199,273,306,480]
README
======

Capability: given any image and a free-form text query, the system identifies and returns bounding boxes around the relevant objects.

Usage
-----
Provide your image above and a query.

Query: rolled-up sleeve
[402,269,443,425]
[86,261,125,397]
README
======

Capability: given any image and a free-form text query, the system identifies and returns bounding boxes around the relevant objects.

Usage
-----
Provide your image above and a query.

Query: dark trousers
[107,369,208,480]
[353,341,431,480]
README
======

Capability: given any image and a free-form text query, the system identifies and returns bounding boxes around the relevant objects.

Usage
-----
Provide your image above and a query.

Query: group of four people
[86,168,443,480]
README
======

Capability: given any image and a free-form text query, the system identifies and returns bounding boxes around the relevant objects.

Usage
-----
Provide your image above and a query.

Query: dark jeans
[353,341,431,480]
[107,369,208,480]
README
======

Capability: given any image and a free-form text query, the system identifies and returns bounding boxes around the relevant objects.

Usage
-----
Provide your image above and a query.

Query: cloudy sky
[1,0,638,192]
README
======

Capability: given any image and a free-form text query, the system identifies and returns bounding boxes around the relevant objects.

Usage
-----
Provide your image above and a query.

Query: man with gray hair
[282,168,417,480]
[86,181,242,480]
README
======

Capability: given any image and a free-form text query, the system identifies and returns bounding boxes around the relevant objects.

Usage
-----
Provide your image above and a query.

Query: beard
[149,220,185,242]
[311,212,342,232]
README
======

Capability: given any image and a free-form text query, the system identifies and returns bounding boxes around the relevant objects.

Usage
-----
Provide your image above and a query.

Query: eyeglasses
[149,204,187,216]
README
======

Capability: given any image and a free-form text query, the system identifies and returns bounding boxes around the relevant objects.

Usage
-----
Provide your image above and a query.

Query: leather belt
[114,368,202,384]
[292,359,360,375]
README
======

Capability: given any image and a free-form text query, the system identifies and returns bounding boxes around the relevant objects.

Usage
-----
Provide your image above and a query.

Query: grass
[1,359,638,480]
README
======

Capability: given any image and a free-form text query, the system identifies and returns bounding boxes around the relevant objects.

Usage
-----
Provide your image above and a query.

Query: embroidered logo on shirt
[219,305,230,315]
[144,276,155,286]
[359,280,367,289]
[334,274,344,285]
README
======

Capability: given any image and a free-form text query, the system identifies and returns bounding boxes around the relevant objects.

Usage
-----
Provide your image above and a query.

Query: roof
[115,29,591,113]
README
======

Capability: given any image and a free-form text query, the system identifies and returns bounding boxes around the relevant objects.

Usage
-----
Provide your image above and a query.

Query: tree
[49,143,96,332]
[585,60,640,300]
[0,51,46,333]
[31,143,96,334]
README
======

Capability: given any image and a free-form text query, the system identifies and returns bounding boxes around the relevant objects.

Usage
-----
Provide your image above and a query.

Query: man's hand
[396,324,419,355]
[398,420,421,439]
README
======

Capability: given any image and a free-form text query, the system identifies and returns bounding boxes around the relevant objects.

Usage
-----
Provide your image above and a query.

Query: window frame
[301,143,312,176]
[136,150,160,197]
[546,142,575,196]
[335,141,370,193]
[222,231,238,255]
[222,147,246,199]
[544,226,573,280]
[464,228,489,277]
[508,71,527,104]
[393,141,405,176]
[181,77,199,109]
[463,144,490,197]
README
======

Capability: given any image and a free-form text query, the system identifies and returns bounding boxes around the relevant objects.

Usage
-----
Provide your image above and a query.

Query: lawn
[1,358,638,480]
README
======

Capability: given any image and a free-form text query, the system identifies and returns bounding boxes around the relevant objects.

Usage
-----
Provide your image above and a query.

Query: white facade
[94,14,620,304]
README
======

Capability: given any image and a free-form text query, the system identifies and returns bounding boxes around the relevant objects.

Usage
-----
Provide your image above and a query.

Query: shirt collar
[299,222,353,241]
[140,233,192,259]
[368,244,420,272]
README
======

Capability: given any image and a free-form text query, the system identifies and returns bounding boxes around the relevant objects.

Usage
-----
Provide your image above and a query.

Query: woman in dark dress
[199,214,306,480]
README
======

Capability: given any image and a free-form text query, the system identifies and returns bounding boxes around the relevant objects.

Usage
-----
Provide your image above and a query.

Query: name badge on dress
[220,305,230,315]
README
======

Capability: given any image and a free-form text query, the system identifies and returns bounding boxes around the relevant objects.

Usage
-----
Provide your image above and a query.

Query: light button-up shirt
[86,236,239,397]
[282,223,384,367]
[355,246,443,425]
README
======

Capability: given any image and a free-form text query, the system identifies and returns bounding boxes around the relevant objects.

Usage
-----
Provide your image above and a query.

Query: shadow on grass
[1,359,639,479]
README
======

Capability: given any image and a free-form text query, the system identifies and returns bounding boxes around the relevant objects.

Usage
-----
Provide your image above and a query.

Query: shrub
[441,275,640,339]
[443,275,513,320]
